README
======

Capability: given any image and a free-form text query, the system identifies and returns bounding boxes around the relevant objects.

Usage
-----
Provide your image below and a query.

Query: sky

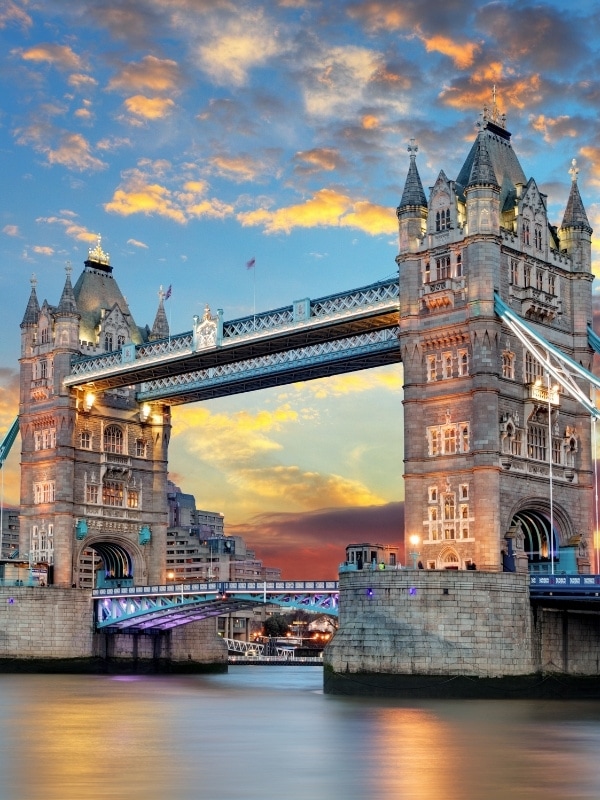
[1,0,600,579]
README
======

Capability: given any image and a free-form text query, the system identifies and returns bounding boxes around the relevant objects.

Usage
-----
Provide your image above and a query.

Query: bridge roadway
[92,575,600,633]
[94,580,339,633]
[63,278,400,403]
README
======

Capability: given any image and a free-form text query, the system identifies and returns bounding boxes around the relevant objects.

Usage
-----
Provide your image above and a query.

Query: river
[0,666,599,799]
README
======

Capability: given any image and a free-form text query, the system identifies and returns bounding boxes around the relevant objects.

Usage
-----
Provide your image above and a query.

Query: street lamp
[408,535,420,569]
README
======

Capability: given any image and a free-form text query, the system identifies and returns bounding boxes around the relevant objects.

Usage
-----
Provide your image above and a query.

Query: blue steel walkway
[94,580,339,632]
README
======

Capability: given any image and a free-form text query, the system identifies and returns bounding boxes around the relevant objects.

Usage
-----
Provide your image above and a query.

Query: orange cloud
[68,73,97,90]
[126,238,148,249]
[209,155,264,183]
[421,35,480,69]
[2,225,19,237]
[238,188,396,235]
[20,43,83,71]
[108,55,181,93]
[32,245,54,256]
[17,124,105,172]
[294,148,344,173]
[36,215,98,244]
[105,182,187,223]
[0,1,32,29]
[361,114,379,130]
[123,95,175,120]
[530,114,578,143]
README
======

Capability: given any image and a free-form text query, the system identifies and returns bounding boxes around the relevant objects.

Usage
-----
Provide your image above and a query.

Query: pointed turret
[150,287,170,341]
[467,133,499,189]
[21,274,40,328]
[55,262,79,317]
[397,139,428,254]
[559,159,593,274]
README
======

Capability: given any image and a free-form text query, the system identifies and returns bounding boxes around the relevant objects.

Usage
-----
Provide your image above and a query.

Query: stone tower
[397,104,594,573]
[19,239,171,588]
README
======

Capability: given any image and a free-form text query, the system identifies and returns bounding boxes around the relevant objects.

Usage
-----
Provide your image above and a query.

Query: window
[427,422,470,456]
[102,481,123,506]
[461,425,470,453]
[502,352,515,380]
[435,208,450,232]
[436,255,451,280]
[458,349,469,376]
[534,225,542,250]
[522,219,530,246]
[427,355,437,382]
[33,481,55,504]
[34,428,56,451]
[524,265,531,287]
[456,253,462,278]
[117,334,126,348]
[135,439,147,458]
[510,259,519,286]
[127,489,139,509]
[444,494,455,521]
[525,353,543,384]
[459,484,469,500]
[444,427,456,454]
[536,269,544,291]
[39,360,47,379]
[424,261,430,283]
[429,487,438,503]
[442,352,453,379]
[527,425,547,461]
[104,425,124,454]
[548,274,555,295]
[86,484,98,504]
[80,431,91,450]
[430,429,440,456]
[40,326,50,344]
[511,428,522,456]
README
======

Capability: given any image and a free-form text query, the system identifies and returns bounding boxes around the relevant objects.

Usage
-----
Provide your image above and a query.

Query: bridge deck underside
[67,310,400,395]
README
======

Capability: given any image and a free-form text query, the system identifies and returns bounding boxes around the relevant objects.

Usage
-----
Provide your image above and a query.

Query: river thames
[0,665,599,799]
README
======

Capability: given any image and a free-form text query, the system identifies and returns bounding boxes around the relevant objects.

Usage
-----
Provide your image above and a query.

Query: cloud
[123,95,176,120]
[16,124,106,172]
[420,34,480,69]
[36,215,97,244]
[193,8,287,87]
[237,187,396,235]
[293,148,346,175]
[530,115,580,144]
[0,1,32,29]
[2,225,19,237]
[228,502,405,579]
[19,43,84,71]
[67,73,98,90]
[32,245,54,256]
[127,238,148,249]
[108,55,182,93]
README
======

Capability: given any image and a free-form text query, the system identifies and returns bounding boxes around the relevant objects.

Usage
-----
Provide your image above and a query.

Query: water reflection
[0,669,598,800]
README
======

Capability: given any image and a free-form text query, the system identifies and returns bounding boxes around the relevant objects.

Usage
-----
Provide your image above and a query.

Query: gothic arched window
[104,425,124,454]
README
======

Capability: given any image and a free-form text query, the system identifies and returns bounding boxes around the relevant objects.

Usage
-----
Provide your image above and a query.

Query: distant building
[344,542,399,571]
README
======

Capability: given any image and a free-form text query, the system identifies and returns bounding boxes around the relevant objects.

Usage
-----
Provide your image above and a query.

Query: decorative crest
[569,158,579,183]
[88,234,110,265]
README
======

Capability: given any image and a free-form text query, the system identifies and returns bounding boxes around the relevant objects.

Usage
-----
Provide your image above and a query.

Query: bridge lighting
[83,391,95,412]
[366,588,374,598]
[408,535,421,569]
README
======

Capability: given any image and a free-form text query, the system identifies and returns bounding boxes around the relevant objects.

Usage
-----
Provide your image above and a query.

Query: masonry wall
[0,587,227,672]
[325,570,535,678]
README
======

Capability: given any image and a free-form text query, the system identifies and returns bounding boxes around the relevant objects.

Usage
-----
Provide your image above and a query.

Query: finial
[65,261,72,277]
[203,303,212,321]
[481,85,506,129]
[30,273,37,289]
[158,285,165,302]
[407,138,418,158]
[88,234,110,265]
[569,158,579,183]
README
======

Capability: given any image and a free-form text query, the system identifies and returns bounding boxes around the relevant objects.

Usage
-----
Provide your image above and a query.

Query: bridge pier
[323,569,600,698]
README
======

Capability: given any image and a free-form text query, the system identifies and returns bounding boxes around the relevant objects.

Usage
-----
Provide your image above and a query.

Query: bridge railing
[92,579,339,598]
[529,574,600,597]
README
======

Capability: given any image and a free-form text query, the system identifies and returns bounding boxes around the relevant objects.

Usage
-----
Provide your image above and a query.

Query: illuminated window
[102,481,123,507]
[80,430,91,450]
[502,352,515,379]
[429,487,438,503]
[86,484,98,504]
[135,439,147,458]
[442,352,453,379]
[525,353,543,384]
[443,427,456,454]
[511,428,523,456]
[427,355,437,382]
[104,425,123,454]
[435,208,451,232]
[436,255,451,280]
[458,349,469,376]
[127,490,139,509]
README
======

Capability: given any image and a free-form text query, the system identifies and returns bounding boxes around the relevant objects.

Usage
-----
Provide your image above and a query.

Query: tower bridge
[12,107,600,612]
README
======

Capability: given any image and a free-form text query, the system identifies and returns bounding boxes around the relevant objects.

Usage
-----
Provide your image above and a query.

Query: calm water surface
[0,666,599,800]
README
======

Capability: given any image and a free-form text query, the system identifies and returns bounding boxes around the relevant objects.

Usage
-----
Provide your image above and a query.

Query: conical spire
[21,273,40,327]
[467,132,499,188]
[561,159,592,232]
[398,139,427,209]
[150,286,170,341]
[55,262,79,316]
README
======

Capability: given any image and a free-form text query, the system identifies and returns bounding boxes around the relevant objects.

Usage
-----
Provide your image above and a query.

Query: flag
[246,258,255,270]
[165,284,172,300]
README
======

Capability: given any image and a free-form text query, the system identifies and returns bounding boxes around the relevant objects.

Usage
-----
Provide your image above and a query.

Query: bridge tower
[397,104,594,573]
[18,240,171,588]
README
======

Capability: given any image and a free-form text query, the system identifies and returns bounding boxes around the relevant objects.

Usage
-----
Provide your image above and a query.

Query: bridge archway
[508,499,574,569]
[75,536,144,589]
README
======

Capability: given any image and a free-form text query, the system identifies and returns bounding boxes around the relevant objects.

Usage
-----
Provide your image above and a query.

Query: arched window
[104,333,114,351]
[104,425,123,454]
[80,431,91,449]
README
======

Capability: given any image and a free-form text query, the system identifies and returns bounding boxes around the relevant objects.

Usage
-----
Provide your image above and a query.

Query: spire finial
[158,285,165,302]
[408,138,418,159]
[65,261,72,278]
[30,273,37,289]
[481,85,506,129]
[569,158,579,183]
[88,234,110,266]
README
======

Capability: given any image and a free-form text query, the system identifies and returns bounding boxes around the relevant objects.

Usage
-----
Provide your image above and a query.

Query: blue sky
[1,0,600,577]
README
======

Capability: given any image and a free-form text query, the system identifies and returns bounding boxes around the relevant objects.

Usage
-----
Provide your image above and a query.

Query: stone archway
[75,537,144,589]
[508,500,574,572]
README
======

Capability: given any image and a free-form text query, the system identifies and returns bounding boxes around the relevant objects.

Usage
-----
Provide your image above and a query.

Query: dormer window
[436,208,450,232]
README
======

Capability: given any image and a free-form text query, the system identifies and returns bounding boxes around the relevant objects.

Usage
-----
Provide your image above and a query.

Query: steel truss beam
[494,293,600,419]
[94,581,339,632]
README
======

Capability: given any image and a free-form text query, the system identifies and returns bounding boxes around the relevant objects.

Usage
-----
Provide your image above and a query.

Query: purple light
[409,587,417,596]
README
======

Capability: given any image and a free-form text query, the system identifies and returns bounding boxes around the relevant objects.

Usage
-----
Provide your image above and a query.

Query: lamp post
[408,535,420,569]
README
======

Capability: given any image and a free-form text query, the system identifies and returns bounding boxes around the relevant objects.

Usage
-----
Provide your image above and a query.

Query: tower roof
[466,131,499,189]
[398,139,427,209]
[456,119,526,211]
[55,263,79,317]
[561,159,592,233]
[21,274,40,327]
[150,287,170,341]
